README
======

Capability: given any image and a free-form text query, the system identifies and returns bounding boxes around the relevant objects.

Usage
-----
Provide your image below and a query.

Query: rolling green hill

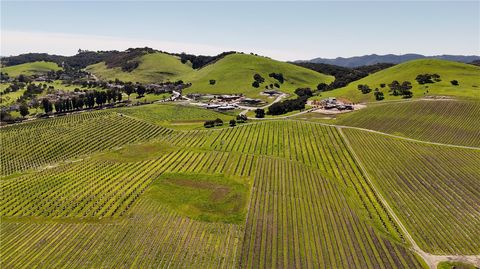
[319,59,480,102]
[86,52,334,101]
[181,53,334,100]
[1,61,62,77]
[85,52,194,83]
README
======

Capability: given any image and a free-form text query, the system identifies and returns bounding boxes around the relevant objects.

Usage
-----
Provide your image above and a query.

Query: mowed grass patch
[437,261,479,269]
[116,103,234,129]
[145,173,248,224]
[94,140,178,163]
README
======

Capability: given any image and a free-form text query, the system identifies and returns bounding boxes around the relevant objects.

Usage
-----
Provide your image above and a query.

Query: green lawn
[1,61,62,77]
[318,59,480,102]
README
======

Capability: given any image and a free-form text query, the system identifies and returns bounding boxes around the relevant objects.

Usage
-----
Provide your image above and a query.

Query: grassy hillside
[86,52,334,101]
[86,52,193,83]
[182,53,334,100]
[319,59,480,102]
[1,61,61,77]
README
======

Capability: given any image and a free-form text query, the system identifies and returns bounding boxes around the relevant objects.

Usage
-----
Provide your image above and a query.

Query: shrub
[214,118,223,126]
[374,90,384,101]
[204,120,215,128]
[255,108,265,118]
[357,84,372,94]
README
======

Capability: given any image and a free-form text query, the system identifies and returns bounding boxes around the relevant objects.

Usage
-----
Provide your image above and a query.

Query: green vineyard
[0,111,171,176]
[344,128,480,254]
[336,100,480,147]
[3,105,478,268]
[240,156,424,268]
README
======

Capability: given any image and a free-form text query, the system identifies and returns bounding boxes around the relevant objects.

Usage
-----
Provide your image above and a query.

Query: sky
[1,1,479,61]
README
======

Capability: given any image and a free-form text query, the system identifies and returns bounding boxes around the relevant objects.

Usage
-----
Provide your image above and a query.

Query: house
[325,97,337,104]
[204,104,221,109]
[263,90,281,96]
[241,98,262,105]
[34,76,47,82]
[218,95,241,101]
[217,105,235,111]
[345,104,354,110]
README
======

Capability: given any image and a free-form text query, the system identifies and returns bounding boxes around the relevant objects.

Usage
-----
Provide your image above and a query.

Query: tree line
[295,62,395,91]
[267,88,312,115]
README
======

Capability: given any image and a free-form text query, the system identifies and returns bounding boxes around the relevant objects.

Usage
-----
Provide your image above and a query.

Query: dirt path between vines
[338,128,480,268]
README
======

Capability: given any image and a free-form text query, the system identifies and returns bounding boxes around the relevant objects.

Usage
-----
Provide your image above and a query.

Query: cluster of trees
[267,88,311,115]
[21,83,47,100]
[204,114,248,128]
[40,89,123,114]
[178,51,236,69]
[357,84,372,94]
[255,108,265,118]
[388,80,413,98]
[294,88,313,98]
[268,97,308,115]
[415,73,441,84]
[2,81,26,94]
[374,89,384,100]
[264,83,280,90]
[236,114,248,123]
[252,73,265,88]
[268,73,284,84]
[204,118,224,128]
[295,62,395,91]
[1,110,16,123]
[0,51,116,69]
[103,48,156,72]
[1,72,10,81]
[359,84,384,100]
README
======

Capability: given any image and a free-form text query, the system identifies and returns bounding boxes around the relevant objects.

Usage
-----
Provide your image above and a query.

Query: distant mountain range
[303,54,480,68]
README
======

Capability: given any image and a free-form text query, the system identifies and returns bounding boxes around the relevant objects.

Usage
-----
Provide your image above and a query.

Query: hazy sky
[1,1,479,61]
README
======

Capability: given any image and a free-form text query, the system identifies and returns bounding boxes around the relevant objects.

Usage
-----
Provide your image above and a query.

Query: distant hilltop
[302,54,480,68]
